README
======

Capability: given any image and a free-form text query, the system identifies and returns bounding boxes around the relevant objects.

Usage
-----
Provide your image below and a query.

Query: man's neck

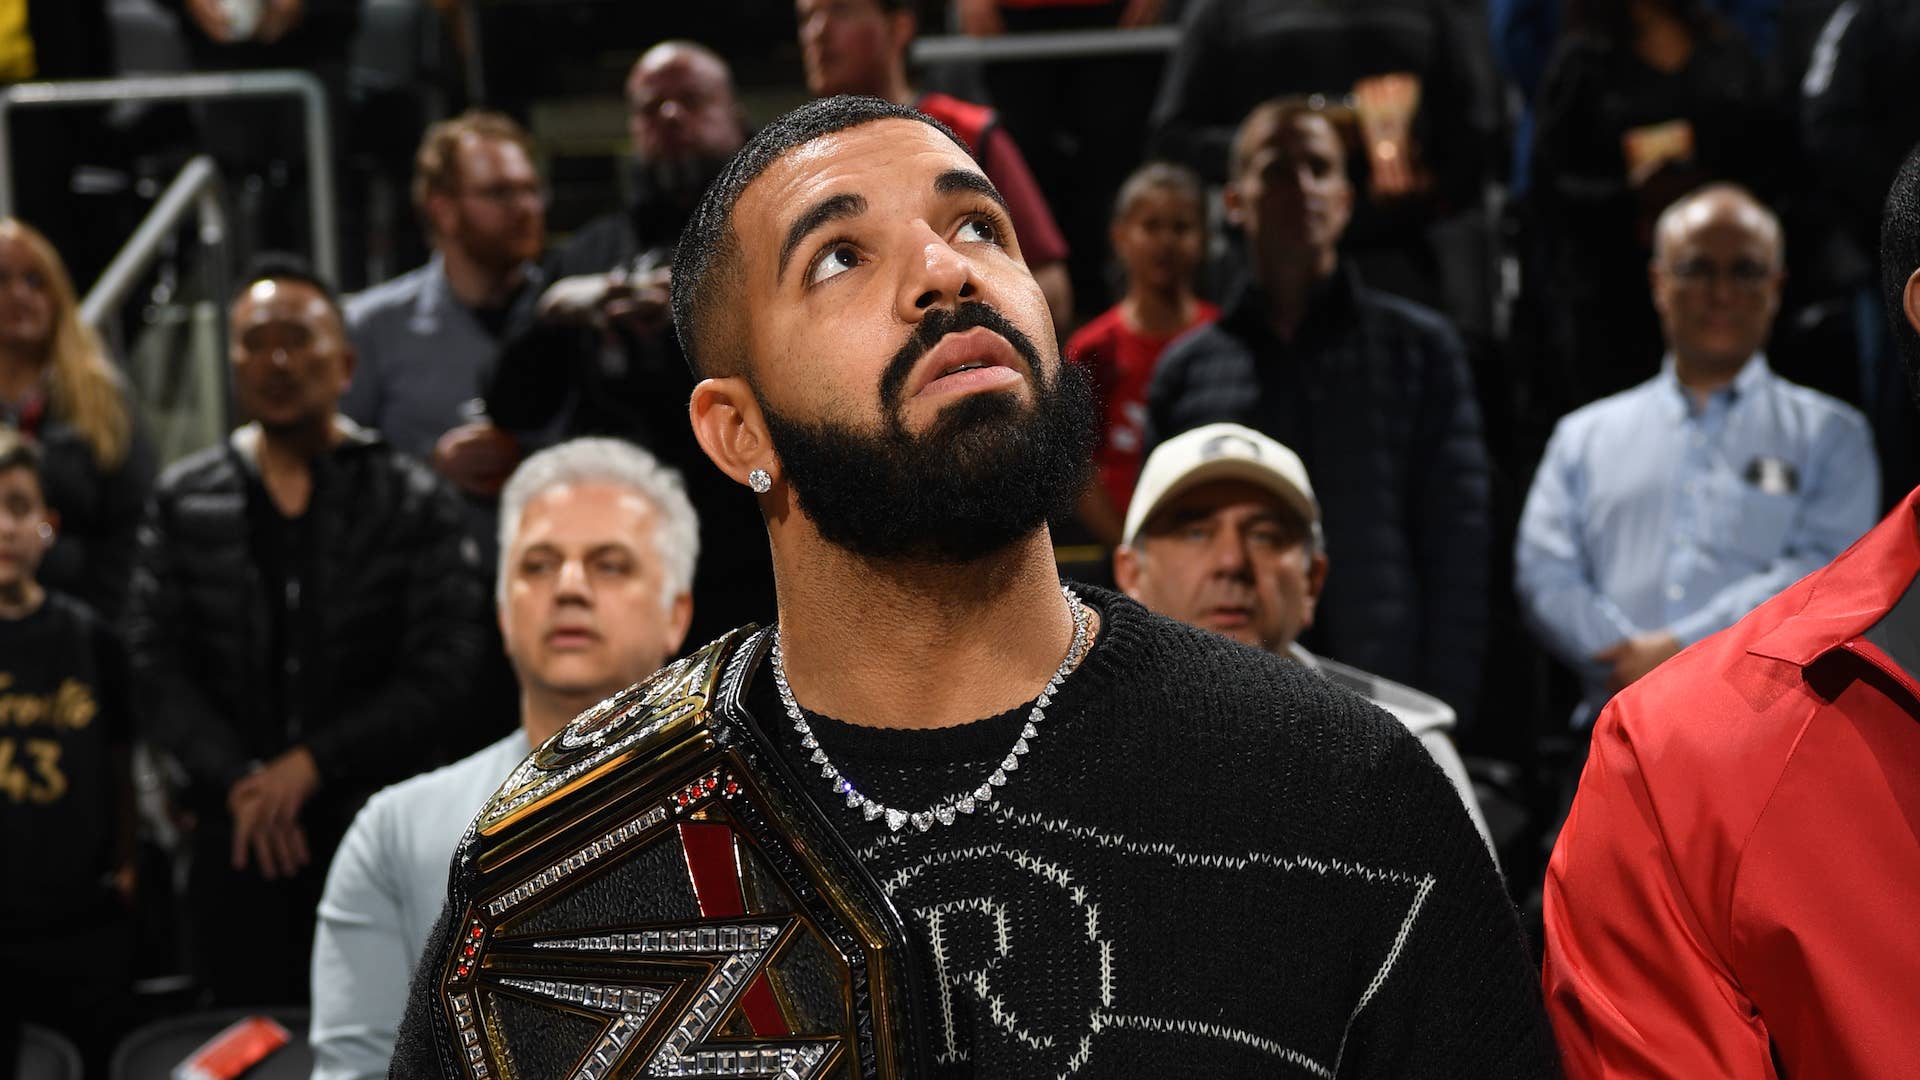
[1673,352,1749,408]
[439,245,526,310]
[0,578,45,620]
[0,345,43,404]
[1255,249,1337,342]
[1123,286,1196,337]
[254,417,340,516]
[521,690,591,749]
[770,528,1084,731]
[876,66,915,107]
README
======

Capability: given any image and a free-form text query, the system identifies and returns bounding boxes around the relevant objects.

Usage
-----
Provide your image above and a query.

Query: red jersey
[915,92,1070,267]
[1543,489,1920,1079]
[1066,300,1219,513]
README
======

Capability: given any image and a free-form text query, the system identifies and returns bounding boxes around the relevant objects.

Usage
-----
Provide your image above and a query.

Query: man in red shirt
[795,0,1075,329]
[1540,147,1920,1079]
[1066,162,1217,545]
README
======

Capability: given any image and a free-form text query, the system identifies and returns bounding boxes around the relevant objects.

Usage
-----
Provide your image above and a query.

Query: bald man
[1516,183,1879,727]
[544,40,749,286]
[484,40,776,649]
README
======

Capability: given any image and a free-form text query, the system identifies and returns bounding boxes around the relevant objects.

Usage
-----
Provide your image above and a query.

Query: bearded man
[389,96,1553,1079]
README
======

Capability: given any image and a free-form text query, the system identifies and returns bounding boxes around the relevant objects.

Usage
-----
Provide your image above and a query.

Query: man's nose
[555,558,591,598]
[1209,529,1254,575]
[897,226,977,322]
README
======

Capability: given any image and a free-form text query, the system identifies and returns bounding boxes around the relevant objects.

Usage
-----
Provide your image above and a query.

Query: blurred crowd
[0,0,1913,1073]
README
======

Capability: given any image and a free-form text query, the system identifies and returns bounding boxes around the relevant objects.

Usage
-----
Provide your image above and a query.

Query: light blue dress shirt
[1516,356,1878,724]
[309,730,532,1080]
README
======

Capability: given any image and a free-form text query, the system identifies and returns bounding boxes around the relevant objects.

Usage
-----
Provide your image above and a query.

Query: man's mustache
[878,302,1045,413]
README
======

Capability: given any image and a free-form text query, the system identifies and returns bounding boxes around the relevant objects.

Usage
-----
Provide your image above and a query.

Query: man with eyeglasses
[1516,183,1877,729]
[342,111,549,547]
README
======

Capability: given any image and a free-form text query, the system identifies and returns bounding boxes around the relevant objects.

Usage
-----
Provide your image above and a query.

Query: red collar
[1,385,46,436]
[1747,488,1920,668]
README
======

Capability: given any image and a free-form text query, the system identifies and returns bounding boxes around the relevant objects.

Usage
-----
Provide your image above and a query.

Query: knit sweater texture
[392,588,1556,1077]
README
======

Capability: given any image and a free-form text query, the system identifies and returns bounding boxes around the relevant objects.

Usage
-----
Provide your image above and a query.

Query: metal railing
[79,153,236,460]
[79,154,225,333]
[0,70,338,281]
[912,25,1180,65]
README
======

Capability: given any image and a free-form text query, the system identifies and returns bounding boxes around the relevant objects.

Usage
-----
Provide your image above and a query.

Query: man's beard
[756,303,1097,565]
[631,152,731,208]
[455,210,540,276]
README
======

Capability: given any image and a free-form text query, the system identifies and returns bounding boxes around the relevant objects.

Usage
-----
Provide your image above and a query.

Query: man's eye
[957,217,999,245]
[593,556,633,577]
[808,243,859,285]
[1248,530,1284,549]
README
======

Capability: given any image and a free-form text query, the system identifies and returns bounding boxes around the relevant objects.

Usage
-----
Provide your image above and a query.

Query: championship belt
[427,627,931,1079]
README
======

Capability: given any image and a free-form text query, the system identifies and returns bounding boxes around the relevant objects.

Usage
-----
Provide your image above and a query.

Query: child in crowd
[1066,162,1219,546]
[0,429,135,1065]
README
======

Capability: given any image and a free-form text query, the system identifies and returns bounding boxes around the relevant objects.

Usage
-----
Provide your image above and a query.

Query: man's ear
[38,507,59,544]
[424,192,458,244]
[1301,550,1329,630]
[664,591,694,656]
[1221,180,1245,228]
[1112,544,1145,603]
[689,375,774,491]
[1903,267,1920,339]
[1648,258,1671,321]
[337,343,358,392]
[888,9,917,54]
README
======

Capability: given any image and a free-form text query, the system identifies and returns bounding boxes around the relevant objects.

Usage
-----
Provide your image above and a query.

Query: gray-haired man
[308,437,699,1080]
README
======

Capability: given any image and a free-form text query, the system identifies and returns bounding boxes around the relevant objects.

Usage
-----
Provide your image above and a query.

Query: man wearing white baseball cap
[1115,422,1492,853]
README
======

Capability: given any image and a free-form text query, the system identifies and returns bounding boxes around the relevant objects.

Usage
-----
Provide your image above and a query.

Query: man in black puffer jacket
[1145,98,1491,725]
[126,256,488,1007]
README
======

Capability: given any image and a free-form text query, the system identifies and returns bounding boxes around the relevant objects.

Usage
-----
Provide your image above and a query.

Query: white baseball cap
[1122,423,1319,546]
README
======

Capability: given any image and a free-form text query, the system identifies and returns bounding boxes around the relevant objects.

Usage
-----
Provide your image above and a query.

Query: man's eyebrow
[1157,507,1218,529]
[934,168,1009,215]
[778,192,868,282]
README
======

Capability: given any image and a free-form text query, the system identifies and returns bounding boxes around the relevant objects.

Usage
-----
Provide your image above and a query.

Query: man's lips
[907,326,1027,401]
[1202,604,1255,628]
[546,626,602,649]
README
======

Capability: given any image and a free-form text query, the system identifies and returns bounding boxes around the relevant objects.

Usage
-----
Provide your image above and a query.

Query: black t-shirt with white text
[0,591,131,935]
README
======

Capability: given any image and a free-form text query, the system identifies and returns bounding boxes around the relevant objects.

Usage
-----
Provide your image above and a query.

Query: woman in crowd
[0,218,155,619]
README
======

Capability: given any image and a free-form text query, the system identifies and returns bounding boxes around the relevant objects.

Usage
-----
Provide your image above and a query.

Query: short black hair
[0,428,43,488]
[232,252,346,324]
[1882,139,1920,407]
[670,95,969,378]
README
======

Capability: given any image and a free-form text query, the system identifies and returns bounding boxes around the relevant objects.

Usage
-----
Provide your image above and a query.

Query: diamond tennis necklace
[770,585,1090,833]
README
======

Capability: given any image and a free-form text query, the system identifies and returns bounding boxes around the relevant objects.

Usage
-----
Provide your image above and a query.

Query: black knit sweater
[392,588,1556,1077]
[752,587,1553,1076]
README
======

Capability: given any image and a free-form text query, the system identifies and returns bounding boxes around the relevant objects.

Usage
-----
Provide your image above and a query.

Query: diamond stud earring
[748,468,772,494]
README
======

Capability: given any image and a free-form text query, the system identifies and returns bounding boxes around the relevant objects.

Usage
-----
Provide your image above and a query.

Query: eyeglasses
[459,181,549,207]
[1664,258,1776,289]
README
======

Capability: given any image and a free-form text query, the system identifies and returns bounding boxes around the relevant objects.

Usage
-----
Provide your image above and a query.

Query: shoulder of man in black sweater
[1073,590,1560,1077]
